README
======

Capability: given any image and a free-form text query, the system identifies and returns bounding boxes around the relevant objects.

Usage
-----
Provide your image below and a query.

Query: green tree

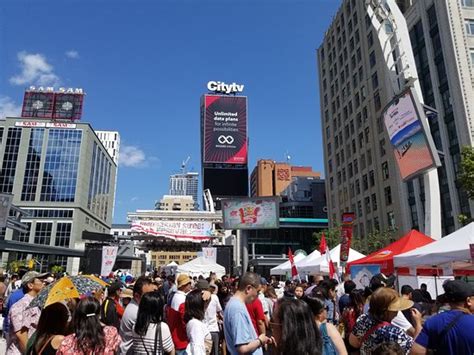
[459,146,474,199]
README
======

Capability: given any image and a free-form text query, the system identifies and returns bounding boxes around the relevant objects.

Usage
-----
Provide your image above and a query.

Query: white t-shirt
[132,322,174,354]
[186,318,211,355]
[392,311,413,332]
[204,294,222,333]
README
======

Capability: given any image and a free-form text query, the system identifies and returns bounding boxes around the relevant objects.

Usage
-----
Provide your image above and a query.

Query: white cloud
[65,50,79,59]
[9,51,60,87]
[0,96,22,119]
[119,145,147,168]
[130,196,139,202]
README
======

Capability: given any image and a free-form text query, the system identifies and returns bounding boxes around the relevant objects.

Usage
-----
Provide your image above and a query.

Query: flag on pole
[288,248,299,280]
[320,232,339,282]
[319,232,328,255]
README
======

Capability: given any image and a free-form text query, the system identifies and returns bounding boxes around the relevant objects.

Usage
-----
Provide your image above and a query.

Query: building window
[379,139,386,156]
[354,160,358,174]
[369,170,375,186]
[387,211,395,230]
[371,193,377,211]
[369,51,376,67]
[34,222,52,245]
[367,31,374,47]
[371,72,379,90]
[21,129,45,201]
[41,129,82,202]
[365,197,371,213]
[53,256,68,269]
[355,179,360,195]
[55,223,72,247]
[469,48,474,65]
[0,128,22,194]
[363,174,368,190]
[382,162,389,180]
[12,222,31,243]
[465,19,474,35]
[462,0,474,7]
[374,92,381,111]
[385,186,392,205]
[357,200,363,217]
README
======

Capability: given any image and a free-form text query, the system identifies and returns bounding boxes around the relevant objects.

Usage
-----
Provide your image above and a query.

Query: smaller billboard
[222,197,280,230]
[382,88,441,181]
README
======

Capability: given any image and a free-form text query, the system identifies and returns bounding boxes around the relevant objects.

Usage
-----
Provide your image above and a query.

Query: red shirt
[246,298,266,335]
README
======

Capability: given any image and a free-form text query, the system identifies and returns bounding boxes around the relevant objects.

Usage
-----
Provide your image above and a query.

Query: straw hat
[177,274,192,289]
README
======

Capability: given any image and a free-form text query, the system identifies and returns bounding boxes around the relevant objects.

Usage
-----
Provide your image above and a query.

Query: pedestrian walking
[101,282,124,329]
[196,280,222,355]
[184,289,212,355]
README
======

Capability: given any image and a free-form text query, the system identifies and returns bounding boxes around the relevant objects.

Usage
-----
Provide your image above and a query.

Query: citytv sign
[207,81,244,94]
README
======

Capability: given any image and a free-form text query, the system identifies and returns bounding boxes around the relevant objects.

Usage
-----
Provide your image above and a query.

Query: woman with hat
[349,287,422,354]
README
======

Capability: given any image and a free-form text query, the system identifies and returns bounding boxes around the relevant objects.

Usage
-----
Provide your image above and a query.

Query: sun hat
[177,274,192,289]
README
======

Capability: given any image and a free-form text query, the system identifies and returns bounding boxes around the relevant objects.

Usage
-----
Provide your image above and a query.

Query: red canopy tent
[347,230,435,275]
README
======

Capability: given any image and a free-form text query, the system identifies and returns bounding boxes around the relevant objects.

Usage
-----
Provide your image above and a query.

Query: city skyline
[0,0,341,223]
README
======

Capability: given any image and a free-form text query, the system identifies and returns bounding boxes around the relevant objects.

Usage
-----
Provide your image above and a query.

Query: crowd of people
[0,268,472,355]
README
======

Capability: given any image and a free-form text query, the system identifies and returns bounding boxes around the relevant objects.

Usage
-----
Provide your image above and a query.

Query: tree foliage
[459,145,474,199]
[312,226,398,256]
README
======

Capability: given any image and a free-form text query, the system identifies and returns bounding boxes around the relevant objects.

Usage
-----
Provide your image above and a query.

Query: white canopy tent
[298,245,365,274]
[394,222,474,270]
[270,253,306,275]
[176,256,226,278]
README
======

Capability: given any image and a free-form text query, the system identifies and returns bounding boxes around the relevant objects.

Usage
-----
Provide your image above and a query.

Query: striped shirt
[132,322,175,355]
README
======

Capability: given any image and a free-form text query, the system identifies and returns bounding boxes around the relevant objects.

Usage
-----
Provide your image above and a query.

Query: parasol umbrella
[29,275,108,309]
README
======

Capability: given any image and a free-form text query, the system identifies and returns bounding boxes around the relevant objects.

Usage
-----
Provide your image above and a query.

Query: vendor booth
[298,244,365,274]
[176,256,226,278]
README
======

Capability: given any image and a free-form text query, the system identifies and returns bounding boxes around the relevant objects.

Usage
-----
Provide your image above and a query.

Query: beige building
[156,195,195,211]
[318,0,474,239]
[250,159,321,197]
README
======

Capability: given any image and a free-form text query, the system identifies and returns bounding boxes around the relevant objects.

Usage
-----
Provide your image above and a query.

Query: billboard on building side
[202,95,247,164]
[131,220,214,243]
[222,197,279,230]
[382,88,441,181]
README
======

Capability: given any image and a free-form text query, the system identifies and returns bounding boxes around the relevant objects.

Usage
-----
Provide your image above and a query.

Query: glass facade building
[0,118,117,273]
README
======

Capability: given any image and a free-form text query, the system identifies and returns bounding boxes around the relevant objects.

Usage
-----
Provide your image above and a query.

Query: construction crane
[181,156,190,174]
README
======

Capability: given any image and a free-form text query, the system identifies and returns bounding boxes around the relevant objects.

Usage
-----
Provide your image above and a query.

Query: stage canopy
[394,223,474,273]
[176,256,226,278]
[299,244,365,274]
[347,230,434,274]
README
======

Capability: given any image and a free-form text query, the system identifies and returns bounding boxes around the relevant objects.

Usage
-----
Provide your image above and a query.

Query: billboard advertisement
[203,167,248,197]
[21,87,84,121]
[222,197,279,230]
[131,220,214,243]
[202,95,247,164]
[382,88,441,181]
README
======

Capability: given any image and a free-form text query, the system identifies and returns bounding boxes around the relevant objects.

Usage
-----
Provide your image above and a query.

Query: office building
[250,159,321,197]
[95,131,120,165]
[156,195,195,211]
[317,0,474,240]
[169,172,199,210]
[0,117,117,273]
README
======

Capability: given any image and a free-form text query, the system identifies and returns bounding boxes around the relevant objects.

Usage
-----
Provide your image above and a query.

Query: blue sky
[0,0,341,223]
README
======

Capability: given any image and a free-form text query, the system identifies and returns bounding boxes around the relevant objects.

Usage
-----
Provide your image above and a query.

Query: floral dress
[56,325,121,354]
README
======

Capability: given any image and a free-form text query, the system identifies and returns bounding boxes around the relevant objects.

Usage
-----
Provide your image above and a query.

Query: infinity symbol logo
[218,135,234,144]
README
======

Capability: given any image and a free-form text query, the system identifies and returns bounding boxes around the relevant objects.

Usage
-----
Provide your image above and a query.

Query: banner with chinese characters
[131,220,213,243]
[222,197,280,230]
[340,212,356,267]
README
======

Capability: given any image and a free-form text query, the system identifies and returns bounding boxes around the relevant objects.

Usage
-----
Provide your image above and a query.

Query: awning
[0,240,84,257]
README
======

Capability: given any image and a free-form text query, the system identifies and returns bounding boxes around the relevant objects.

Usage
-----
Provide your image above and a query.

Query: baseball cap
[196,279,210,290]
[21,271,49,286]
[260,277,268,286]
[177,274,192,289]
[370,273,396,291]
[108,282,122,295]
[442,280,474,303]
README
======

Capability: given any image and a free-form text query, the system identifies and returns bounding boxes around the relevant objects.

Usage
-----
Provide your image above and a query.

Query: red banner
[340,213,356,264]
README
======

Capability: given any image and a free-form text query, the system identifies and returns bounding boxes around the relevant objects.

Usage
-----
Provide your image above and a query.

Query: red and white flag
[288,248,299,280]
[320,233,339,282]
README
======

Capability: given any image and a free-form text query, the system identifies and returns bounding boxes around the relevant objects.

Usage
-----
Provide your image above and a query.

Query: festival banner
[222,197,279,230]
[131,220,214,243]
[202,247,217,263]
[340,212,356,266]
[101,246,118,277]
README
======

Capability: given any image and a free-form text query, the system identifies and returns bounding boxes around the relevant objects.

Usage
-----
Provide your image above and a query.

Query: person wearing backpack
[349,287,422,354]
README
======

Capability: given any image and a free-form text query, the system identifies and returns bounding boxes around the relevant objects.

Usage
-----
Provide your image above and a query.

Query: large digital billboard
[222,197,279,230]
[203,167,249,197]
[202,95,247,164]
[382,88,441,181]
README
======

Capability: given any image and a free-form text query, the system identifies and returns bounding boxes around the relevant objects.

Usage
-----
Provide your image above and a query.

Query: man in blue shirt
[411,280,474,355]
[224,272,272,355]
